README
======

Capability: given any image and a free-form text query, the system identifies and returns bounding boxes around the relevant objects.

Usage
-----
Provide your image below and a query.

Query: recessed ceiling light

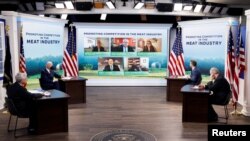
[174,3,183,11]
[55,3,65,9]
[194,4,202,13]
[64,1,74,9]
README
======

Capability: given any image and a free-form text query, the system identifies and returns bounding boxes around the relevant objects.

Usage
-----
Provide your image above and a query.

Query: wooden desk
[165,77,188,102]
[181,84,210,123]
[33,90,70,135]
[59,77,87,104]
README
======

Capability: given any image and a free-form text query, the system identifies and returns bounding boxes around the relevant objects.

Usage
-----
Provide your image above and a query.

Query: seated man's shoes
[27,127,36,135]
[208,116,218,122]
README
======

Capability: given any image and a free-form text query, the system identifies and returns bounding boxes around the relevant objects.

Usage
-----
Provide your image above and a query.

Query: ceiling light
[25,3,34,11]
[49,15,56,18]
[174,3,182,11]
[55,3,65,8]
[134,2,144,9]
[212,7,221,14]
[35,2,45,11]
[106,1,115,9]
[220,7,228,15]
[61,14,68,19]
[194,4,202,13]
[183,5,192,11]
[100,14,107,21]
[203,5,212,13]
[64,1,74,9]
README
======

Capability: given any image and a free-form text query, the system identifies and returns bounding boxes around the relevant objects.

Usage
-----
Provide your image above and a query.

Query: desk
[181,85,210,123]
[33,90,70,135]
[165,77,188,102]
[59,77,87,104]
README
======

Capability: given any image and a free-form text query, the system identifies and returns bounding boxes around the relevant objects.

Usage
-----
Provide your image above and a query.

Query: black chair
[5,97,29,138]
[39,78,45,90]
[213,92,232,124]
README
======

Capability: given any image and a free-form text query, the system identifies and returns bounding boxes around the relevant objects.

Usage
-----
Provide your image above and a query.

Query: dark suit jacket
[92,46,105,52]
[143,46,156,52]
[190,67,202,85]
[40,68,61,90]
[103,64,120,71]
[205,75,231,104]
[128,65,140,71]
[7,82,43,116]
[115,45,134,52]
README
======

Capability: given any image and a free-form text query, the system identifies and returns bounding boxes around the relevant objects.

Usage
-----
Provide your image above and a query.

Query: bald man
[103,59,120,71]
[40,61,61,90]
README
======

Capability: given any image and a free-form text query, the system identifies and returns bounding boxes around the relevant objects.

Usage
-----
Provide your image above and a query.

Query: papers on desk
[29,89,45,94]
[61,77,72,80]
[28,89,51,96]
[44,91,51,96]
[178,75,190,79]
[192,85,200,89]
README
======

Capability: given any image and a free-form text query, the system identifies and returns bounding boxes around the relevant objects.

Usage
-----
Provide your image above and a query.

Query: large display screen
[76,23,170,80]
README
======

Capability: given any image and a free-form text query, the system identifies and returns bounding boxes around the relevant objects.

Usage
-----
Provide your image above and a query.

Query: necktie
[110,65,113,71]
[124,47,127,52]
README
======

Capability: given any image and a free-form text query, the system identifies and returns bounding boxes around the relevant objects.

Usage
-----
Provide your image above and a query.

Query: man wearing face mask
[199,67,231,122]
[40,61,61,90]
[7,72,43,134]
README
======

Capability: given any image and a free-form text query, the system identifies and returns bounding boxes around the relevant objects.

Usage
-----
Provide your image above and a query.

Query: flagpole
[230,17,242,116]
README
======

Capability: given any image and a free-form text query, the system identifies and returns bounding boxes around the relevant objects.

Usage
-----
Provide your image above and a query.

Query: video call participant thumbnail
[142,40,156,52]
[128,60,141,71]
[103,59,120,71]
[112,38,135,52]
[92,39,105,52]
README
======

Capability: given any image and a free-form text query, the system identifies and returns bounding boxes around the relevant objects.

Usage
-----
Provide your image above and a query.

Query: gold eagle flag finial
[5,25,10,35]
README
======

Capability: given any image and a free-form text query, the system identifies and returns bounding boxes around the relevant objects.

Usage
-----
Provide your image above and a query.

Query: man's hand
[198,84,205,89]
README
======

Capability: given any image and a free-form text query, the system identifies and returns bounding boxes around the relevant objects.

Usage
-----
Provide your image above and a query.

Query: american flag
[226,27,234,85]
[237,26,246,79]
[168,28,185,76]
[232,27,241,103]
[62,26,78,77]
[19,29,26,73]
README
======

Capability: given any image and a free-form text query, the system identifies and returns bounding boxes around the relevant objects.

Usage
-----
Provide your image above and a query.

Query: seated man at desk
[7,72,43,134]
[199,67,231,122]
[40,61,61,90]
[187,60,202,85]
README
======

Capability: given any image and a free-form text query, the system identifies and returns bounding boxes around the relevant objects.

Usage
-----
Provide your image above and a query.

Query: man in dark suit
[116,38,135,52]
[92,39,105,52]
[40,61,61,90]
[103,59,120,71]
[199,67,231,122]
[188,60,202,85]
[7,72,43,134]
[128,60,141,71]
